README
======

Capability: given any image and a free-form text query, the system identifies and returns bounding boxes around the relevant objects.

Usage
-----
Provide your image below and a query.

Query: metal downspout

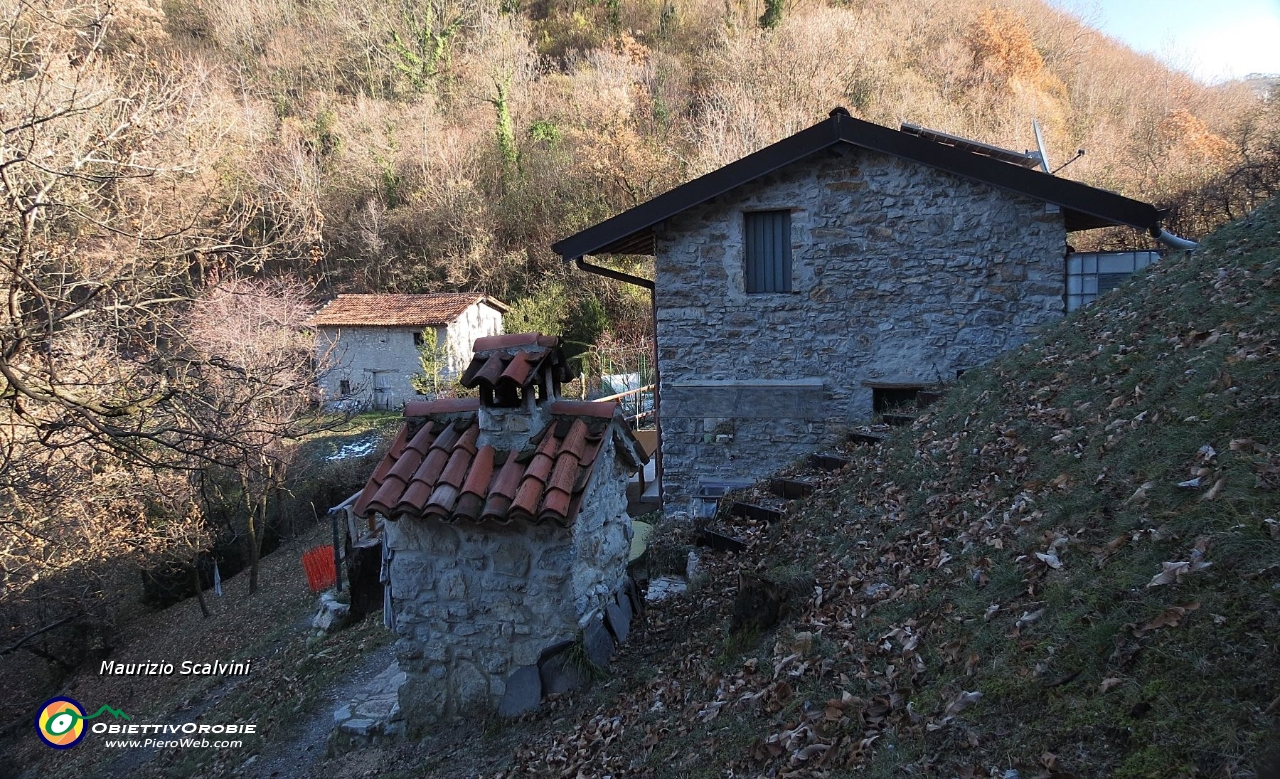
[1153,228,1198,251]
[571,256,661,504]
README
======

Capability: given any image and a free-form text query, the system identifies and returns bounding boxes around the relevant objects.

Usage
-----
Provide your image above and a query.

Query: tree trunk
[243,472,262,596]
[190,560,210,618]
[247,509,260,595]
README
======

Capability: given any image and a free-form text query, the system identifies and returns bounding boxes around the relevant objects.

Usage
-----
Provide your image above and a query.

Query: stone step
[810,453,853,471]
[881,413,917,427]
[695,529,747,553]
[730,501,784,523]
[848,431,887,446]
[768,478,816,500]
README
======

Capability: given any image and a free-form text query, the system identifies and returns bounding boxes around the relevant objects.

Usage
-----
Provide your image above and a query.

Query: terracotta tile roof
[308,293,507,328]
[460,332,574,393]
[353,400,647,526]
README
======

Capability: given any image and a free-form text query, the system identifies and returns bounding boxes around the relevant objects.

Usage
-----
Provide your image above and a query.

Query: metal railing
[596,383,656,426]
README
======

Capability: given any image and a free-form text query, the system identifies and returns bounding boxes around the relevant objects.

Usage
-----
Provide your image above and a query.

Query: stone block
[497,665,542,717]
[583,616,614,669]
[341,718,376,736]
[613,586,634,625]
[332,705,352,725]
[604,602,630,644]
[312,591,350,633]
[539,647,590,696]
[491,538,532,576]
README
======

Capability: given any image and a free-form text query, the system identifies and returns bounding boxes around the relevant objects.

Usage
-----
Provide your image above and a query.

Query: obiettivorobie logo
[35,697,130,749]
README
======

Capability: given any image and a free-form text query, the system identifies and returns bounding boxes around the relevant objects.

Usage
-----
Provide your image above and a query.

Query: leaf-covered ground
[463,200,1279,778]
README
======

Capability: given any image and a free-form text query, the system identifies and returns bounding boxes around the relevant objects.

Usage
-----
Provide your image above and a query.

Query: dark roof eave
[837,117,1159,233]
[552,113,1160,259]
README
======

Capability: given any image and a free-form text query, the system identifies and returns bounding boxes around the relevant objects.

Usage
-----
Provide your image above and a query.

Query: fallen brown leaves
[494,209,1280,778]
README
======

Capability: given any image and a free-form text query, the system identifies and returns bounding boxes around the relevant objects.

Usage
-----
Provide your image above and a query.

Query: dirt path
[244,640,397,779]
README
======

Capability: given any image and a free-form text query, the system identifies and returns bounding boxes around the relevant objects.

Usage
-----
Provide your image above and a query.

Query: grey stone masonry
[315,300,503,410]
[653,145,1067,507]
[384,439,633,732]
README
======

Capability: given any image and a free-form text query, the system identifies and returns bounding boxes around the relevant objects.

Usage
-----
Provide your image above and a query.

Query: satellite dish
[1032,119,1051,174]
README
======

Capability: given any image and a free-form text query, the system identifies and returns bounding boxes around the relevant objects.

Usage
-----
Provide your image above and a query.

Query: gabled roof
[308,293,508,328]
[353,398,646,526]
[551,109,1162,259]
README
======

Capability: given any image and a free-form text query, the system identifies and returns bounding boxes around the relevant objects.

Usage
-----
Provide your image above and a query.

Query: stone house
[352,333,646,728]
[310,293,507,410]
[553,109,1174,508]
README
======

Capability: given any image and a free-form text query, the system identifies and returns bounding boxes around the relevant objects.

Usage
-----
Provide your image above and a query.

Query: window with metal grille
[744,210,792,293]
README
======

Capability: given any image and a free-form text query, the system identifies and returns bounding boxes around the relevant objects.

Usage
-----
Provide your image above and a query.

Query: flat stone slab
[605,602,630,644]
[340,718,376,737]
[497,665,542,718]
[646,575,688,602]
[614,586,634,625]
[354,695,398,720]
[583,616,614,669]
[539,649,589,696]
[329,659,405,754]
[624,576,644,615]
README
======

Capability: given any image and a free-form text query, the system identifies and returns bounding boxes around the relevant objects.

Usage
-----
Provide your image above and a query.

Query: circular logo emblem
[35,697,86,749]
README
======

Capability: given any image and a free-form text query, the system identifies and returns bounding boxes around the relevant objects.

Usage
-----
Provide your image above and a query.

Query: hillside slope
[489,199,1280,777]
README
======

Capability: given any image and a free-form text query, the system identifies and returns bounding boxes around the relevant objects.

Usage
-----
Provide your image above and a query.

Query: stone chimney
[460,333,572,452]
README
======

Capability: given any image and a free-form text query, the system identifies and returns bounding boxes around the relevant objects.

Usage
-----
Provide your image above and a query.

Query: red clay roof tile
[539,488,572,523]
[404,398,480,417]
[474,353,507,385]
[499,350,535,385]
[548,399,619,419]
[453,493,483,521]
[396,481,434,515]
[480,493,514,523]
[439,445,474,490]
[560,419,589,458]
[424,483,460,517]
[461,446,495,497]
[461,335,572,392]
[367,474,406,516]
[386,426,410,459]
[472,332,557,352]
[352,333,646,526]
[546,449,581,497]
[387,447,425,483]
[403,424,437,456]
[488,452,526,501]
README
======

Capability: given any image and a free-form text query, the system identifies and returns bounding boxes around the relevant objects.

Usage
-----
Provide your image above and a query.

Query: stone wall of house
[653,146,1067,508]
[444,302,505,375]
[384,436,632,731]
[315,302,504,409]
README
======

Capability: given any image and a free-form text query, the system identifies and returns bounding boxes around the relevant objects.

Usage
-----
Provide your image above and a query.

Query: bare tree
[0,1,321,697]
[177,278,320,595]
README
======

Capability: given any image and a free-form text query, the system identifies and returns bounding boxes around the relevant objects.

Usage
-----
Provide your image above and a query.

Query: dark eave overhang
[552,111,1161,260]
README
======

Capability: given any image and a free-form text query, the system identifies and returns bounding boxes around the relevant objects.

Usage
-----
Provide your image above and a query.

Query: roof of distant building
[308,293,508,328]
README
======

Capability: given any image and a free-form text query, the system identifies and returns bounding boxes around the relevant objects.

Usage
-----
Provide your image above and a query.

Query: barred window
[744,210,792,293]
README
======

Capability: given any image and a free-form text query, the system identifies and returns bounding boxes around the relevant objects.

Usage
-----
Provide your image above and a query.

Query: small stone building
[554,109,1172,508]
[310,293,507,410]
[352,334,646,729]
